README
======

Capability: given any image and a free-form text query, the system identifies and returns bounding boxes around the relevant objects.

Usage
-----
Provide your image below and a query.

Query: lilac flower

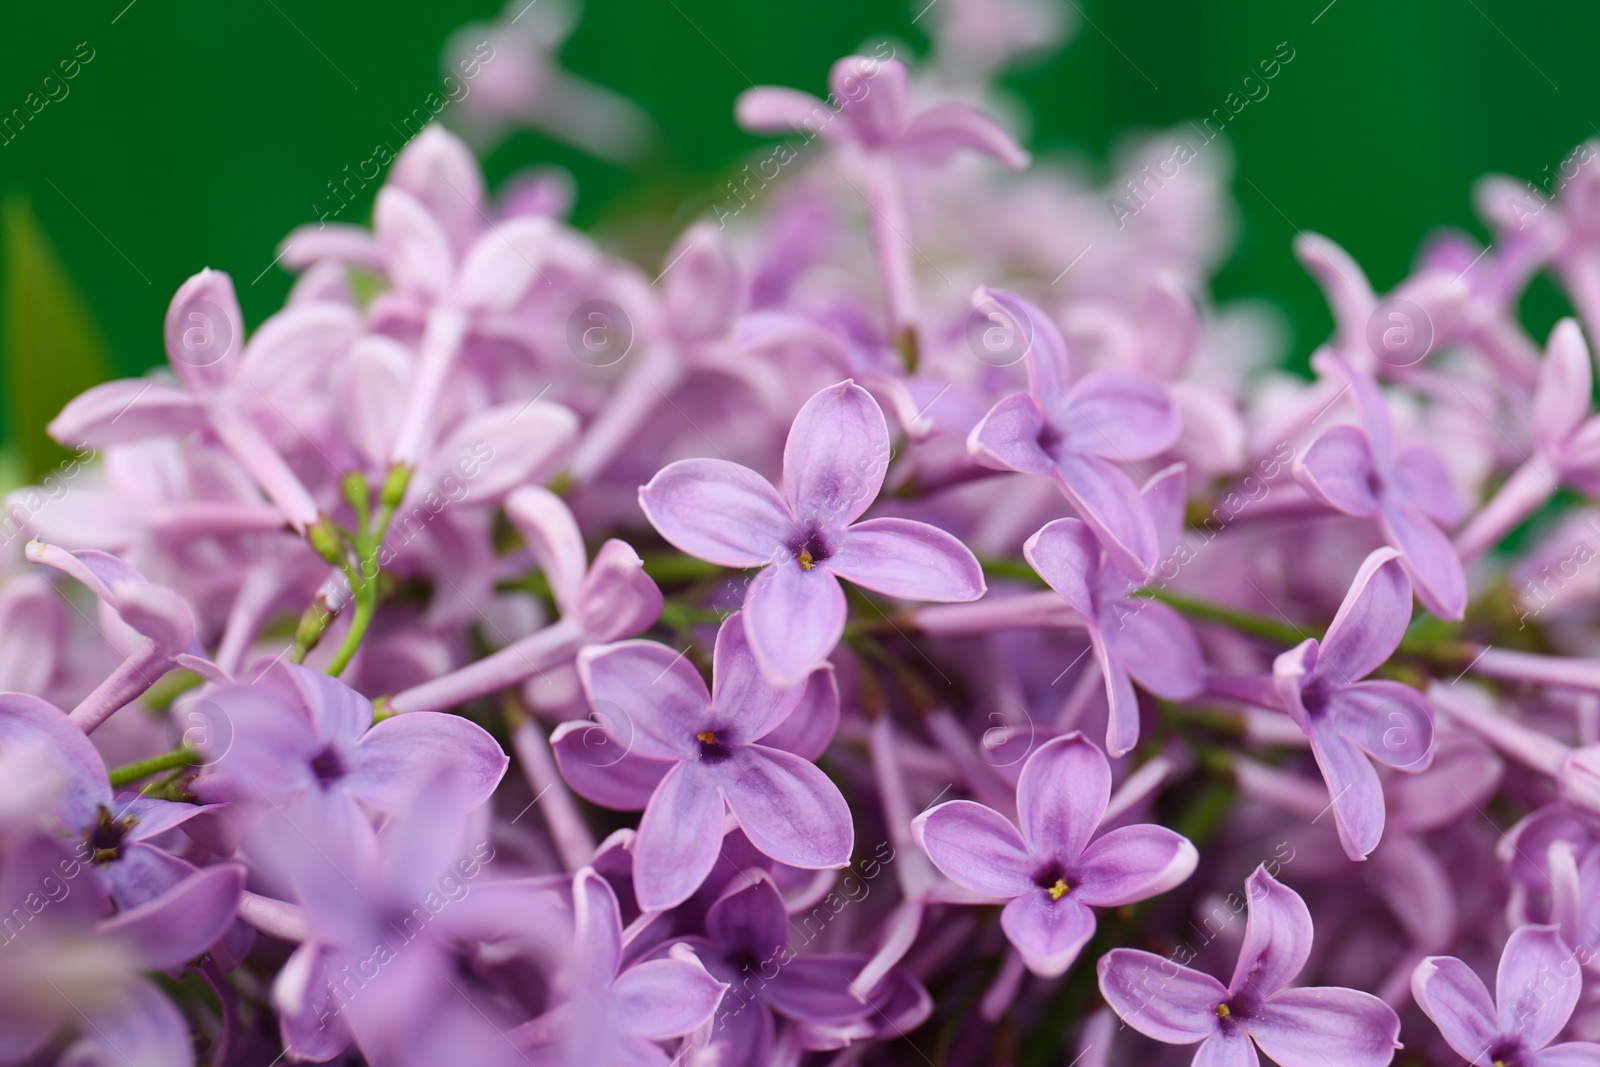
[1413,925,1600,1066]
[1272,547,1435,859]
[513,868,727,1065]
[27,541,224,730]
[1293,351,1468,619]
[48,268,362,532]
[913,733,1197,976]
[1456,318,1600,563]
[1098,865,1403,1067]
[967,288,1181,575]
[639,380,984,685]
[199,662,508,858]
[1023,463,1204,756]
[0,693,218,907]
[686,870,930,1065]
[258,767,562,1066]
[558,613,852,911]
[737,55,1027,342]
[0,836,242,1067]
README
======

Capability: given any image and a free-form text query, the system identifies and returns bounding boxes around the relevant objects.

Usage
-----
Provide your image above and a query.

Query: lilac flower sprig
[1098,865,1403,1066]
[640,379,984,685]
[913,733,1197,977]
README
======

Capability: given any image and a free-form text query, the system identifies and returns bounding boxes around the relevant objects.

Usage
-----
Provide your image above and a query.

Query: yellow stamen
[696,731,718,744]
[797,548,815,571]
[1216,1003,1230,1019]
[1048,878,1070,901]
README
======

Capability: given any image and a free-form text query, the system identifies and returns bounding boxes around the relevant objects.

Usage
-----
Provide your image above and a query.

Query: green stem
[324,465,411,678]
[1134,588,1310,646]
[109,747,199,788]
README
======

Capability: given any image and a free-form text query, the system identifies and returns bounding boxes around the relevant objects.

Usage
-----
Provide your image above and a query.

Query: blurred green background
[1,0,1594,476]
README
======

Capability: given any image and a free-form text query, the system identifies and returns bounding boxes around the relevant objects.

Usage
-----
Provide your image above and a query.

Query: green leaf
[2,194,112,480]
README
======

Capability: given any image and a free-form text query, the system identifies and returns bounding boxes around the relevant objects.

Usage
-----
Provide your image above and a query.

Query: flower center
[1034,863,1071,902]
[1216,1003,1230,1019]
[789,529,830,572]
[697,730,733,763]
[85,804,137,865]
[310,744,347,786]
[1047,878,1070,901]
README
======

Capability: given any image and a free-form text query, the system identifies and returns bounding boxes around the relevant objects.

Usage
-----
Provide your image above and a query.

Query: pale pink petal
[1000,892,1096,977]
[639,458,796,568]
[829,56,907,146]
[967,392,1056,475]
[47,380,208,450]
[911,799,1034,898]
[1249,987,1402,1067]
[717,745,853,869]
[577,640,709,760]
[1228,866,1313,1000]
[782,380,890,533]
[633,761,726,911]
[1378,501,1466,621]
[743,558,847,686]
[735,87,835,135]
[1017,733,1109,861]
[1392,446,1466,527]
[1022,518,1101,618]
[1096,947,1227,1043]
[1314,547,1410,685]
[1059,371,1180,460]
[828,517,985,602]
[1295,425,1380,517]
[1100,598,1204,701]
[1535,318,1594,455]
[1055,452,1160,577]
[901,102,1029,168]
[1411,954,1499,1063]
[164,268,244,392]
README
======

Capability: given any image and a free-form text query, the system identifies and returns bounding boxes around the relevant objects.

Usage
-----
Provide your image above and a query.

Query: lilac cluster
[12,5,1600,1066]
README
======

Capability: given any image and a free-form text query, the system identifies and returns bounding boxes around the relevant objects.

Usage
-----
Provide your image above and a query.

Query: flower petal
[69,978,196,1067]
[1000,892,1096,977]
[1073,824,1198,907]
[743,558,847,687]
[911,799,1034,898]
[347,712,508,811]
[830,55,907,145]
[754,665,839,759]
[47,380,209,450]
[709,612,807,742]
[1315,547,1410,686]
[577,639,710,761]
[705,872,789,962]
[505,486,588,615]
[1411,954,1499,1063]
[164,268,243,392]
[974,288,1070,413]
[1392,446,1466,527]
[717,745,853,870]
[1307,718,1387,860]
[1100,597,1204,701]
[1379,501,1467,621]
[901,102,1029,168]
[550,719,674,810]
[735,87,834,135]
[634,761,726,912]
[639,458,795,568]
[1295,425,1380,517]
[1054,452,1160,576]
[1539,1042,1600,1065]
[572,867,624,985]
[828,517,985,603]
[782,381,890,533]
[1535,318,1594,456]
[1017,733,1110,862]
[1194,1032,1262,1067]
[1330,680,1434,772]
[967,392,1056,475]
[99,863,245,971]
[1096,947,1227,1043]
[1248,986,1402,1067]
[1229,866,1313,1000]
[1059,371,1180,461]
[611,957,727,1039]
[577,539,665,643]
[1022,518,1100,618]
[1498,924,1582,1049]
